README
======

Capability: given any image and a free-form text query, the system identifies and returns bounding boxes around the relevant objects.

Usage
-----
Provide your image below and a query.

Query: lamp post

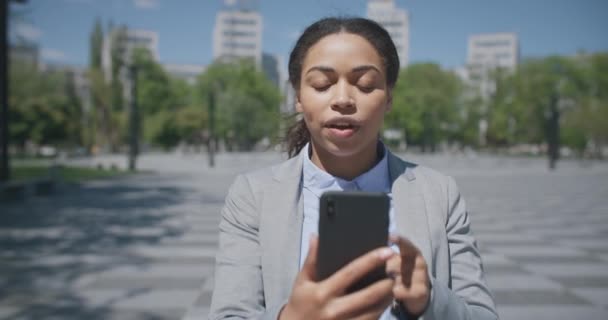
[207,87,216,168]
[127,65,138,171]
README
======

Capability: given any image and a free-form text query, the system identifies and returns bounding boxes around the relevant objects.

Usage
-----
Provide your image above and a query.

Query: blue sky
[10,0,608,70]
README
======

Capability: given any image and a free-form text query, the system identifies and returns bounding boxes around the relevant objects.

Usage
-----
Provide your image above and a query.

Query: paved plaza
[1,152,607,320]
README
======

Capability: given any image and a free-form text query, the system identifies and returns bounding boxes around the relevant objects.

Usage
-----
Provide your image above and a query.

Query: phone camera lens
[327,201,335,217]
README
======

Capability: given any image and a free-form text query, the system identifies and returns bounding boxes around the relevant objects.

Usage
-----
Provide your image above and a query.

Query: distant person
[209,17,497,319]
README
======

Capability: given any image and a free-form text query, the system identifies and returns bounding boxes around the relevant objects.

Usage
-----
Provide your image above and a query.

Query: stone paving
[1,152,607,320]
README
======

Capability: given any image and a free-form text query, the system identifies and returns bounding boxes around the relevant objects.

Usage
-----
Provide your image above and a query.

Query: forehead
[302,32,383,71]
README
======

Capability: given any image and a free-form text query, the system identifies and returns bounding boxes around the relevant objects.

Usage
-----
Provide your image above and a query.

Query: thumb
[299,234,319,282]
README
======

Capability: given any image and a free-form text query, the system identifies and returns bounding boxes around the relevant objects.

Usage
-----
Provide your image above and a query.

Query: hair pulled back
[284,17,400,157]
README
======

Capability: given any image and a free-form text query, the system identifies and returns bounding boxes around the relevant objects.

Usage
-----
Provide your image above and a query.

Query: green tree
[386,63,462,152]
[493,56,588,167]
[9,61,83,151]
[110,26,127,113]
[89,18,103,70]
[133,48,175,115]
[584,53,608,157]
[127,47,208,150]
[561,53,608,158]
[87,20,120,153]
[197,61,281,151]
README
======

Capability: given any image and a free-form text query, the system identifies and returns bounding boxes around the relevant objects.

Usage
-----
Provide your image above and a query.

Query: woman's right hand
[278,235,396,320]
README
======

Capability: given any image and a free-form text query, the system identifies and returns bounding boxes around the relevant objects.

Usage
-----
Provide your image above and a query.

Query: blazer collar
[387,149,417,183]
[273,146,416,184]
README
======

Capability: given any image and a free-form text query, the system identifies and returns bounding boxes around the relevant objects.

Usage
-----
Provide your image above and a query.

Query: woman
[209,17,497,320]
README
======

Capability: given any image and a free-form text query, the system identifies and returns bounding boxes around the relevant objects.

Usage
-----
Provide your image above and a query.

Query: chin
[320,138,373,158]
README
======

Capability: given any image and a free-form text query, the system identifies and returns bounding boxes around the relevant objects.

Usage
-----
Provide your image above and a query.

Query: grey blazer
[208,151,498,320]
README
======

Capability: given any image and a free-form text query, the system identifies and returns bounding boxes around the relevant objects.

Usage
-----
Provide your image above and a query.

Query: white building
[213,0,263,67]
[163,63,206,85]
[466,32,519,98]
[366,0,410,67]
[102,28,159,81]
[464,32,519,146]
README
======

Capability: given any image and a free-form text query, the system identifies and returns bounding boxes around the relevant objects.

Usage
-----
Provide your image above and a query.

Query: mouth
[324,118,360,138]
[327,123,357,130]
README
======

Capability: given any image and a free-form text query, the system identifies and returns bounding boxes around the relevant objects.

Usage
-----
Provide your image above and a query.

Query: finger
[402,254,428,286]
[401,257,415,288]
[393,261,430,300]
[324,247,394,294]
[385,255,401,278]
[298,234,319,281]
[389,234,420,257]
[329,278,394,319]
[394,281,428,303]
[389,235,421,288]
[349,294,394,320]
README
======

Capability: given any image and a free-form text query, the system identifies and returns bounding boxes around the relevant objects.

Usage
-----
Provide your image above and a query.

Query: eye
[357,85,375,93]
[313,84,331,92]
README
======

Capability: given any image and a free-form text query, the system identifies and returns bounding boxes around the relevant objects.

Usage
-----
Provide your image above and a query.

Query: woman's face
[296,32,391,160]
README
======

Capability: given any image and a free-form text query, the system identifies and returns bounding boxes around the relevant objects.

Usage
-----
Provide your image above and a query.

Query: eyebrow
[304,65,382,75]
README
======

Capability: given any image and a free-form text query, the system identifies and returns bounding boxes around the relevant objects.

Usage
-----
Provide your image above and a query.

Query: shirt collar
[300,142,390,194]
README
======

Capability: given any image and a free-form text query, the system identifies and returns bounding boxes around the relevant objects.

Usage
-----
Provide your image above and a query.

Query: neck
[309,141,380,180]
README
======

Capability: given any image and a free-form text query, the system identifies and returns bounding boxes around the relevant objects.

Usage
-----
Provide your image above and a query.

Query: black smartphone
[316,191,390,293]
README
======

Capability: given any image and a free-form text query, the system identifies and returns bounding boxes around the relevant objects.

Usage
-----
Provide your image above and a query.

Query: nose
[330,80,355,111]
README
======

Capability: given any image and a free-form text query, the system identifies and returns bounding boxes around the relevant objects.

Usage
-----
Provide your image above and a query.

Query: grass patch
[11,165,132,183]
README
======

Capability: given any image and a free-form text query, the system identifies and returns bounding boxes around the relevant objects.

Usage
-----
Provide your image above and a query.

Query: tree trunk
[546,97,560,170]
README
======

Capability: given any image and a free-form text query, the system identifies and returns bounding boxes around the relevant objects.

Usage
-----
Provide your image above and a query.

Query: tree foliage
[9,18,607,160]
[487,54,606,160]
[196,61,281,151]
[9,62,83,150]
[386,63,462,151]
[129,48,207,150]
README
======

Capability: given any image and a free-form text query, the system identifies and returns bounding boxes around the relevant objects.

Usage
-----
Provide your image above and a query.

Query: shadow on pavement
[0,174,196,320]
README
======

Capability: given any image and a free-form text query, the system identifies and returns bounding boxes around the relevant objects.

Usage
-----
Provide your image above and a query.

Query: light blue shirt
[298,143,401,319]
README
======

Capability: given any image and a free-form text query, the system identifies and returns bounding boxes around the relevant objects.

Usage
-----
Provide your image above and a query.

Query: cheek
[361,94,390,119]
[298,89,327,121]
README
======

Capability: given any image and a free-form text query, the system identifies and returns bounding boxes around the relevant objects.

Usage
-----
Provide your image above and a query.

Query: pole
[1,0,9,182]
[207,88,215,167]
[127,65,138,171]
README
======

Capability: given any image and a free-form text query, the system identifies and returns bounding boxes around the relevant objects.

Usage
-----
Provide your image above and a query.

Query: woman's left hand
[386,235,431,317]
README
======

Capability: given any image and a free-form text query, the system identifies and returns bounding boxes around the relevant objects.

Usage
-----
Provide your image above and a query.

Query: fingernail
[378,247,393,259]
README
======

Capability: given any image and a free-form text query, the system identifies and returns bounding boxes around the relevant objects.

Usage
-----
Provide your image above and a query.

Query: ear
[385,91,393,112]
[295,92,303,113]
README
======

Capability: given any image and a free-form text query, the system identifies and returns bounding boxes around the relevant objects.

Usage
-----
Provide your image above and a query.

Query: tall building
[213,0,263,67]
[102,28,159,80]
[366,0,409,67]
[466,32,519,98]
[465,32,519,146]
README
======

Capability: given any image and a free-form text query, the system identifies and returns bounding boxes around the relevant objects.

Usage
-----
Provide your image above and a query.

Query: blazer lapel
[388,153,433,264]
[260,156,304,306]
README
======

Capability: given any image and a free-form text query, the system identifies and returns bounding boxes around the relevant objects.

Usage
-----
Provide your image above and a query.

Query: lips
[324,118,360,139]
